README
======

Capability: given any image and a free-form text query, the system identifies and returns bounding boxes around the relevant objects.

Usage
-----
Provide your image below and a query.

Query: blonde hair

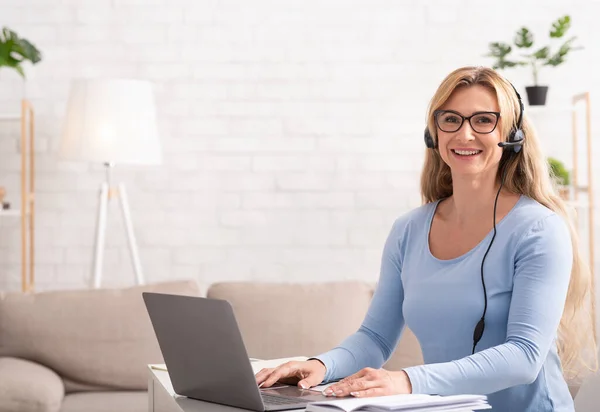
[420,66,597,383]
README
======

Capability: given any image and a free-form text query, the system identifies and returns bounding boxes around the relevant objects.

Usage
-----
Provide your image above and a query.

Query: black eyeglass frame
[433,109,501,134]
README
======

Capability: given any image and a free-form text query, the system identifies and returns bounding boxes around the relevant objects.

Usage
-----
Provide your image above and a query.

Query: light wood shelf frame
[0,99,35,292]
[571,92,594,278]
[21,99,35,292]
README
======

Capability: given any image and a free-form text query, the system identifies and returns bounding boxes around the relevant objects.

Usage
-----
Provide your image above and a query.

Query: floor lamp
[59,79,162,288]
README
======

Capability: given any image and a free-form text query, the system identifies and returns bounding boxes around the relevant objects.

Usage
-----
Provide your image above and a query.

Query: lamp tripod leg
[118,183,145,285]
[91,183,109,289]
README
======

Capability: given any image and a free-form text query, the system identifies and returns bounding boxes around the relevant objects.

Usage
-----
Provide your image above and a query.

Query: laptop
[143,292,336,411]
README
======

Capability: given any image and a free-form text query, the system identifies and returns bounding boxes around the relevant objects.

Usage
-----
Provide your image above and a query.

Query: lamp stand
[91,162,145,288]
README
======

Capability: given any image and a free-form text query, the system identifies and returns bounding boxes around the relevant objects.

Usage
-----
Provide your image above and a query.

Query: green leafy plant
[0,27,42,78]
[486,15,582,85]
[548,157,570,186]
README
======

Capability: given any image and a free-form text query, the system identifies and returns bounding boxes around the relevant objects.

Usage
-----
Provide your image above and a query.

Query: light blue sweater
[315,195,575,412]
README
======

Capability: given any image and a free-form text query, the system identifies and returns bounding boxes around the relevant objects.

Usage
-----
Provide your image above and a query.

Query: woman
[255,66,597,411]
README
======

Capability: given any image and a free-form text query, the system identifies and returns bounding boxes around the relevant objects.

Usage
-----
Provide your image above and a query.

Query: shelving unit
[0,99,35,292]
[571,92,595,278]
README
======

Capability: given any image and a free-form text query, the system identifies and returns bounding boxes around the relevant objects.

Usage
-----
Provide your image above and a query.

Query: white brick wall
[0,0,599,292]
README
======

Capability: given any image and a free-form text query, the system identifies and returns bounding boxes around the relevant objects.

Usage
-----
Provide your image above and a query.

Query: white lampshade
[60,78,162,165]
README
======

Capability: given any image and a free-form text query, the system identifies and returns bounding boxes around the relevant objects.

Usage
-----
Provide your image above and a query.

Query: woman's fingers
[325,376,378,397]
[324,368,392,398]
[255,368,276,386]
[256,360,327,389]
[349,387,390,398]
[259,362,298,388]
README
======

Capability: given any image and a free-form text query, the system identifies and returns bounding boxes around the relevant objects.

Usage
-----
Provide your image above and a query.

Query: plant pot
[525,86,549,106]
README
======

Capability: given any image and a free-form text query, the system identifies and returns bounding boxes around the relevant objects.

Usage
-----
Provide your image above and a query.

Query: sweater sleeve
[403,213,573,395]
[314,218,407,383]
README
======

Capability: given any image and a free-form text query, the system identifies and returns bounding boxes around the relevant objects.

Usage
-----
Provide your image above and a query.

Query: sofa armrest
[0,357,65,412]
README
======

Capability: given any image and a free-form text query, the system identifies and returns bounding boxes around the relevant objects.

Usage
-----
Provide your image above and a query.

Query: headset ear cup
[424,128,435,149]
[506,128,525,153]
[508,81,525,154]
[513,129,524,143]
[512,129,524,153]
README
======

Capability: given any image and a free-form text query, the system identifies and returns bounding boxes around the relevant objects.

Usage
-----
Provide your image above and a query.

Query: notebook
[304,394,490,412]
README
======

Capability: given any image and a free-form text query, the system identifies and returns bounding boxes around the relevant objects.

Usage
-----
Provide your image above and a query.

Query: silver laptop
[143,292,335,411]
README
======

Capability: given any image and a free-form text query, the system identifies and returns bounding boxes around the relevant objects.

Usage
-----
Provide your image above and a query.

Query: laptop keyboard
[261,393,305,405]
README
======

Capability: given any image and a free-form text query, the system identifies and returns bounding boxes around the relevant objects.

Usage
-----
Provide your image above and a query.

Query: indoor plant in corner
[0,26,42,78]
[548,157,570,200]
[485,15,582,106]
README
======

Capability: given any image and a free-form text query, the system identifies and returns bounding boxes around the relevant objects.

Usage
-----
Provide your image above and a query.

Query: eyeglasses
[434,110,500,134]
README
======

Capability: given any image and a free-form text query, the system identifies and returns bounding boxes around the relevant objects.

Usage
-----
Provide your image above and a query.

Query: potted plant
[485,15,582,106]
[0,26,42,78]
[548,157,570,199]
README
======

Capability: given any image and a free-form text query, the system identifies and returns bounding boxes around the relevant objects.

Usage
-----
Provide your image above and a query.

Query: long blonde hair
[420,66,597,383]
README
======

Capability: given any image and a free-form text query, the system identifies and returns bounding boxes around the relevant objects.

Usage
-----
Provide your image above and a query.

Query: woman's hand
[255,359,327,389]
[323,368,412,398]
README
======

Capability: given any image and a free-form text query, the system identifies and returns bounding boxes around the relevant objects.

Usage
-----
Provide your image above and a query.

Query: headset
[423,81,525,354]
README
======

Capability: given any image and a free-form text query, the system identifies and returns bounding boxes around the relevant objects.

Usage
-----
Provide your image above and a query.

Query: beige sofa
[0,280,423,412]
[2,279,589,412]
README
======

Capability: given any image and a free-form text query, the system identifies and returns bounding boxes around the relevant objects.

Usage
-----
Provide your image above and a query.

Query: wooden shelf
[0,100,35,293]
[566,200,592,210]
[526,105,573,112]
[0,209,21,217]
[0,114,21,121]
[0,209,32,218]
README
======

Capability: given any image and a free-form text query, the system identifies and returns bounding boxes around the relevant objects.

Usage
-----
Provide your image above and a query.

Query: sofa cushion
[0,357,64,412]
[208,281,424,371]
[59,392,146,412]
[207,281,373,360]
[0,280,200,391]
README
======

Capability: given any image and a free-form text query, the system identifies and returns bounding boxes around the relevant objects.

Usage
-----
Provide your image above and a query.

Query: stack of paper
[305,394,490,412]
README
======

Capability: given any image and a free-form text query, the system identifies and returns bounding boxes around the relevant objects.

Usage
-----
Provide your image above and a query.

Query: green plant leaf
[12,38,42,64]
[548,157,570,186]
[514,27,533,48]
[484,15,582,80]
[545,37,579,66]
[487,42,513,58]
[550,15,571,38]
[493,59,526,70]
[12,63,24,77]
[0,52,25,77]
[0,26,42,77]
[532,46,550,59]
[0,36,15,63]
[0,43,22,67]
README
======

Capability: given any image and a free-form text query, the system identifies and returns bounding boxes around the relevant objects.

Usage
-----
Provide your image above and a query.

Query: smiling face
[435,84,504,178]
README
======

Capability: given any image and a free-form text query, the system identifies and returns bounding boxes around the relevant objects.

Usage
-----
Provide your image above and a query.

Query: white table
[148,365,251,412]
[147,357,313,412]
[147,365,307,412]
